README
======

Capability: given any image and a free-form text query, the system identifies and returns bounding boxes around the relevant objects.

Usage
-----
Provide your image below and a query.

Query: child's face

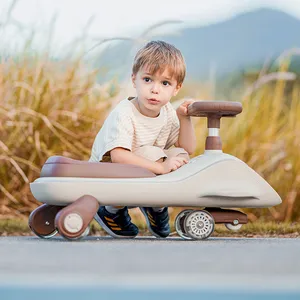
[132,66,181,116]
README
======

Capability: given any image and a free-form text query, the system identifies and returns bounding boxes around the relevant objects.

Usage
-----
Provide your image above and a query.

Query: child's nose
[151,83,159,94]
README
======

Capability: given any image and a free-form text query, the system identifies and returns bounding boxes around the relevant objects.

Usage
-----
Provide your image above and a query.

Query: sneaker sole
[94,214,137,239]
[139,207,167,238]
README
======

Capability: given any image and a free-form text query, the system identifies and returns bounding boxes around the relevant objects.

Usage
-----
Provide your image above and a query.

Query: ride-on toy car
[29,101,282,240]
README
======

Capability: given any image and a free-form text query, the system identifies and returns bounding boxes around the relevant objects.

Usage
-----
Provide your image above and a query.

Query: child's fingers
[177,157,188,164]
[171,164,178,171]
[174,161,182,168]
[168,157,188,169]
[173,157,188,166]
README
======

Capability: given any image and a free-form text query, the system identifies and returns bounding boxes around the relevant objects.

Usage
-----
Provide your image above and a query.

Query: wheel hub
[196,221,204,229]
[63,213,83,233]
[184,210,215,240]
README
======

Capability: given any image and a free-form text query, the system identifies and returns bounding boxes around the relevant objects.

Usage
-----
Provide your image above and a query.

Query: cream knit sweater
[89,97,180,162]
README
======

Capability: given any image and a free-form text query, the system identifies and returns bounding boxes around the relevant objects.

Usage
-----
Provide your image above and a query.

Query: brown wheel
[55,195,99,240]
[28,204,63,239]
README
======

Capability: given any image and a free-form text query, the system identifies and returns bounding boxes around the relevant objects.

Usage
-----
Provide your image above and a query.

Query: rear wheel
[175,209,194,240]
[225,223,243,231]
[29,204,63,239]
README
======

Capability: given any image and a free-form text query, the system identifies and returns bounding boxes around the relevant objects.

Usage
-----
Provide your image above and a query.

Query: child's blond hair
[132,40,186,85]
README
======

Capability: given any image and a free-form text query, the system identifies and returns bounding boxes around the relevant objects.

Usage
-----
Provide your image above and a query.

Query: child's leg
[135,146,190,238]
[133,145,167,162]
[95,205,138,238]
[105,149,184,213]
[105,205,125,213]
[105,146,166,214]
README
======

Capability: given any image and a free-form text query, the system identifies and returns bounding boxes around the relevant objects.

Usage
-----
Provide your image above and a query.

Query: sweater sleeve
[165,105,180,149]
[89,109,134,162]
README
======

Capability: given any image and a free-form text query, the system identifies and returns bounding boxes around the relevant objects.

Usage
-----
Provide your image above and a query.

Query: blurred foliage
[0,54,117,217]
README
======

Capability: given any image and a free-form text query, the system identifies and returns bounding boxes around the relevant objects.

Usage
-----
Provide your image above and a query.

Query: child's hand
[176,99,195,120]
[159,157,188,174]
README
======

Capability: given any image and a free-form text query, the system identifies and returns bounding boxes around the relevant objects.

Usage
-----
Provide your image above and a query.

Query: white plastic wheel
[81,225,90,237]
[62,226,91,241]
[175,209,194,240]
[63,213,83,233]
[184,210,215,240]
[225,223,243,231]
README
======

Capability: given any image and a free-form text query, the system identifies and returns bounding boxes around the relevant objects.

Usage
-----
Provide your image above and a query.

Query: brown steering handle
[186,101,243,150]
[187,100,242,127]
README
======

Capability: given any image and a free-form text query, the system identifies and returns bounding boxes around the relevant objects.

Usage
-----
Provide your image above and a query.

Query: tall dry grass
[189,60,300,222]
[0,19,299,222]
[0,55,117,217]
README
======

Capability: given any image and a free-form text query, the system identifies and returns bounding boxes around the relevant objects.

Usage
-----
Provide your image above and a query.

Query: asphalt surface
[0,236,300,299]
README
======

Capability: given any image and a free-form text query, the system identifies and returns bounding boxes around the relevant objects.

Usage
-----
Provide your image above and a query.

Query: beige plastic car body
[30,151,281,208]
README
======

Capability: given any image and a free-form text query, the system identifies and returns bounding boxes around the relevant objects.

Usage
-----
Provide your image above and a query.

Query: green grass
[212,221,300,237]
[0,219,31,235]
[1,218,299,238]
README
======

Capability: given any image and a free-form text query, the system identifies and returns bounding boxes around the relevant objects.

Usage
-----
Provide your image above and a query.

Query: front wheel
[184,210,215,240]
[55,195,99,240]
[60,225,91,240]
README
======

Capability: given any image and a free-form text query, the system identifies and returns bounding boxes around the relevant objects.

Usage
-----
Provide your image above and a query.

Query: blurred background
[0,0,299,229]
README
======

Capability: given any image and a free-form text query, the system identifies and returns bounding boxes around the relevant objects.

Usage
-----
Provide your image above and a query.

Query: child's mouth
[148,98,160,104]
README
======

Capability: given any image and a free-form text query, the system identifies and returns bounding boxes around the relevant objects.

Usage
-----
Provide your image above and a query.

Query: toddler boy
[89,40,196,238]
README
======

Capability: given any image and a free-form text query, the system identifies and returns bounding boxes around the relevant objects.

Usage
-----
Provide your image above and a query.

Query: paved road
[0,236,300,299]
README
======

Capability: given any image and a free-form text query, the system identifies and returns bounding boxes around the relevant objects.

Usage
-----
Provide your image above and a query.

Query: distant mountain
[97,8,300,81]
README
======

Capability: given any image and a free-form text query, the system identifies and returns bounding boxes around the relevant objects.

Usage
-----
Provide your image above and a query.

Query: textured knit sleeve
[165,104,180,149]
[89,109,134,162]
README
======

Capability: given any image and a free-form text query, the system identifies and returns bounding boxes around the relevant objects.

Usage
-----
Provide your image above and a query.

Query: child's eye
[143,77,152,83]
[162,81,171,86]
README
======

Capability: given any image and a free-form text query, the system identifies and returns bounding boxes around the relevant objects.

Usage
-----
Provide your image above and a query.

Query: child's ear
[131,73,136,88]
[173,83,182,96]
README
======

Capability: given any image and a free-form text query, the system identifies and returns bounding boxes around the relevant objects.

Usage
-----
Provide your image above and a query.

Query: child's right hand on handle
[159,157,188,174]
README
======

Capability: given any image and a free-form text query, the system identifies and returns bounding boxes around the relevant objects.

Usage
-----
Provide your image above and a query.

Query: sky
[1,0,300,54]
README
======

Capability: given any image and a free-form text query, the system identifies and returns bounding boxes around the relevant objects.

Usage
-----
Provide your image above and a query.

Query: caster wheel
[184,210,215,240]
[28,204,62,239]
[175,209,194,240]
[225,223,243,231]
